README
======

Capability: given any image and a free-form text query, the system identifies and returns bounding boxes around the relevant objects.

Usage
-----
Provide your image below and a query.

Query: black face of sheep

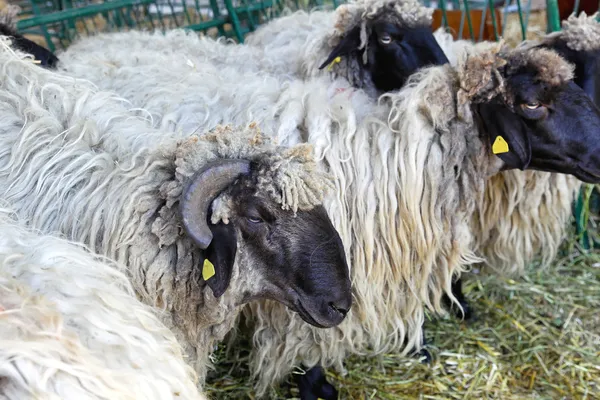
[319,22,449,92]
[180,159,352,328]
[476,68,600,183]
[0,24,59,69]
[540,40,600,106]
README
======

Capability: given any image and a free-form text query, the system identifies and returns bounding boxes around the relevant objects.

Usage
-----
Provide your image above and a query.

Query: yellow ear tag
[202,259,216,281]
[327,56,341,71]
[492,135,509,154]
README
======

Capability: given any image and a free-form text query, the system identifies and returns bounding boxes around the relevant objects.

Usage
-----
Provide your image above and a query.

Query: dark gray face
[319,20,449,92]
[476,68,600,182]
[216,181,352,328]
[180,158,352,329]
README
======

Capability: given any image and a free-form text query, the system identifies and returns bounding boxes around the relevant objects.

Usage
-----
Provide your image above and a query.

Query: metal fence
[12,0,572,51]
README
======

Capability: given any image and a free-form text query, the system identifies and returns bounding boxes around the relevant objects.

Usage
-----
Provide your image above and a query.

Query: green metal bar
[515,0,526,40]
[142,3,158,30]
[233,0,275,14]
[478,4,487,41]
[150,0,167,31]
[573,0,581,15]
[16,0,156,30]
[524,0,533,32]
[223,0,244,42]
[208,0,227,37]
[185,17,228,31]
[166,0,181,28]
[462,0,474,40]
[486,0,500,40]
[438,0,449,28]
[181,1,194,25]
[546,0,561,32]
[26,0,56,53]
[128,5,143,28]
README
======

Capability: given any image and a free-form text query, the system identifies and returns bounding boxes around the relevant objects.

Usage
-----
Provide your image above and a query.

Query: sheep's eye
[522,102,541,110]
[247,216,263,224]
[379,34,392,45]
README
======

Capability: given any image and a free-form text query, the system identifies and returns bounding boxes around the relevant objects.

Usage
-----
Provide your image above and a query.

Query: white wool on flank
[56,33,548,396]
[57,0,435,95]
[0,36,333,387]
[0,205,205,400]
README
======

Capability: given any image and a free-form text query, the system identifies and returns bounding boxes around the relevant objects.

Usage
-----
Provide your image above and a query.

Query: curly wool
[57,32,571,394]
[245,43,547,394]
[0,206,204,400]
[58,30,485,391]
[455,40,573,106]
[331,0,432,40]
[58,1,433,97]
[434,28,581,276]
[166,124,334,220]
[0,37,331,385]
[542,12,600,52]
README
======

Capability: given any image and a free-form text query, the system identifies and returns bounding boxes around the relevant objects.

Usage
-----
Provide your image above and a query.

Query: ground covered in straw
[206,220,600,399]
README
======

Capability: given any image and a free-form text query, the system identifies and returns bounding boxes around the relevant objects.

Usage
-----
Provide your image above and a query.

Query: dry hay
[206,213,600,399]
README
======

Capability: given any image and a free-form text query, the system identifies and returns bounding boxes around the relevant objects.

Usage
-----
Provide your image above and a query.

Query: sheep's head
[319,0,448,93]
[174,125,351,329]
[538,12,600,105]
[459,43,600,183]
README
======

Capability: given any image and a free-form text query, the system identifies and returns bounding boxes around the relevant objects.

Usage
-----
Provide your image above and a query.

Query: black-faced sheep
[246,41,600,397]
[305,0,449,94]
[432,23,597,322]
[0,206,206,400]
[0,39,352,386]
[53,33,600,398]
[55,0,447,98]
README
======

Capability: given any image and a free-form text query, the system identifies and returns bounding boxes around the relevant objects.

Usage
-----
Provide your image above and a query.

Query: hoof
[296,366,338,400]
[418,347,432,364]
[452,300,474,322]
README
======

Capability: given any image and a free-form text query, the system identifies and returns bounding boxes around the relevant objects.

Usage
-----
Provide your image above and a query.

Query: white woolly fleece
[0,36,333,387]
[55,24,583,397]
[0,205,205,400]
[55,30,513,396]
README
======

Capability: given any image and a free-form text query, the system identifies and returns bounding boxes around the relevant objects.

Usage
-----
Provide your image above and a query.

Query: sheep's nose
[329,302,349,317]
[327,291,352,320]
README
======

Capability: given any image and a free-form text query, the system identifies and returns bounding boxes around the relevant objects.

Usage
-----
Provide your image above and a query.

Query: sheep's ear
[477,103,532,169]
[580,62,600,106]
[318,26,361,70]
[202,222,237,298]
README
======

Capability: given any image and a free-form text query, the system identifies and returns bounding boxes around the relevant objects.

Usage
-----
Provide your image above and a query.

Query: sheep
[55,0,447,98]
[251,42,600,396]
[0,206,206,400]
[0,4,59,68]
[54,31,600,398]
[247,0,449,95]
[432,27,588,320]
[0,38,352,386]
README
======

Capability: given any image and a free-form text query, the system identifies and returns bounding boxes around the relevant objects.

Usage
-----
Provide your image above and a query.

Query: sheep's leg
[443,277,473,321]
[417,326,432,364]
[295,365,338,400]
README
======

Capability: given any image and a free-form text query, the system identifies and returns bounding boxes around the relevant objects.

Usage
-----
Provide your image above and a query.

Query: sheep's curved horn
[180,159,251,249]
